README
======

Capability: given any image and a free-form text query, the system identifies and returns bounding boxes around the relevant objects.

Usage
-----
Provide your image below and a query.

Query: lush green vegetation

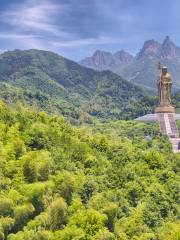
[0,50,157,122]
[0,102,179,240]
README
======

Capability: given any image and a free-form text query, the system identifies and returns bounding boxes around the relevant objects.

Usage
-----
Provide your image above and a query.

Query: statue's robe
[158,73,172,107]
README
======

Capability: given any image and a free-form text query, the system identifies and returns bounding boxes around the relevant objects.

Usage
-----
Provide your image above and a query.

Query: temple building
[136,64,180,153]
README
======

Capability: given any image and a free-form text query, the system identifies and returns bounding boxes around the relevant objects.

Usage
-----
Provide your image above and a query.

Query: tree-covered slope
[0,49,155,121]
[0,103,179,240]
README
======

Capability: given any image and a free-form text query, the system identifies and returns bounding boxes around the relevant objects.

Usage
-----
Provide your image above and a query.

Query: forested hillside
[0,103,179,240]
[0,50,155,122]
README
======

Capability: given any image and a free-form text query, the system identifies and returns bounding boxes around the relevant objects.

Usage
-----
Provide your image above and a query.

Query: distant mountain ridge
[80,36,180,90]
[80,49,134,73]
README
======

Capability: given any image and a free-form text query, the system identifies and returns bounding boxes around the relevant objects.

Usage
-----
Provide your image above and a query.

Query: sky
[0,0,180,60]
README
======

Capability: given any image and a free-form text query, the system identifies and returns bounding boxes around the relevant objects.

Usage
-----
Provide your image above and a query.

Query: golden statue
[155,63,175,113]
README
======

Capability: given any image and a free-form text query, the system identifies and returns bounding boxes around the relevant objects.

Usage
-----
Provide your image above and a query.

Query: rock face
[80,36,180,89]
[137,40,161,58]
[80,49,134,72]
[160,36,180,59]
[114,50,134,63]
[83,50,113,70]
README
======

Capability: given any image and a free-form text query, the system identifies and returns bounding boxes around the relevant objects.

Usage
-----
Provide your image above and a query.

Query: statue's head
[162,66,168,75]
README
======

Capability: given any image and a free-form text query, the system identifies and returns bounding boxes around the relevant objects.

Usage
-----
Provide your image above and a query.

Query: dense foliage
[0,102,179,240]
[0,50,156,122]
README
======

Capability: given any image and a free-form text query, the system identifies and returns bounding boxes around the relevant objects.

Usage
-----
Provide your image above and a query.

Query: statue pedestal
[155,105,175,113]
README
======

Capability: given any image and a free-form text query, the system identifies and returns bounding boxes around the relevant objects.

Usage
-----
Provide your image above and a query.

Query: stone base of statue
[155,105,175,113]
[135,113,180,122]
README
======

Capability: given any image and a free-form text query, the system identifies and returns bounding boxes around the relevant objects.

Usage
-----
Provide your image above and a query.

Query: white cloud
[0,0,73,50]
[0,33,39,39]
[0,31,124,55]
[0,32,46,50]
[0,0,126,59]
[52,36,124,48]
[0,0,65,35]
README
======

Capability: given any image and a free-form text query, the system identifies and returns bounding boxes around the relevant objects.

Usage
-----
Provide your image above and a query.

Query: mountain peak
[138,39,161,58]
[93,49,112,57]
[79,50,113,70]
[161,36,177,59]
[115,49,127,55]
[163,35,172,44]
[93,49,103,56]
[80,49,134,71]
[162,36,176,49]
[114,50,134,62]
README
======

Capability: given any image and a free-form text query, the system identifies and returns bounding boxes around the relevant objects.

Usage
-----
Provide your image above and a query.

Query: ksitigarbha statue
[155,62,175,113]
